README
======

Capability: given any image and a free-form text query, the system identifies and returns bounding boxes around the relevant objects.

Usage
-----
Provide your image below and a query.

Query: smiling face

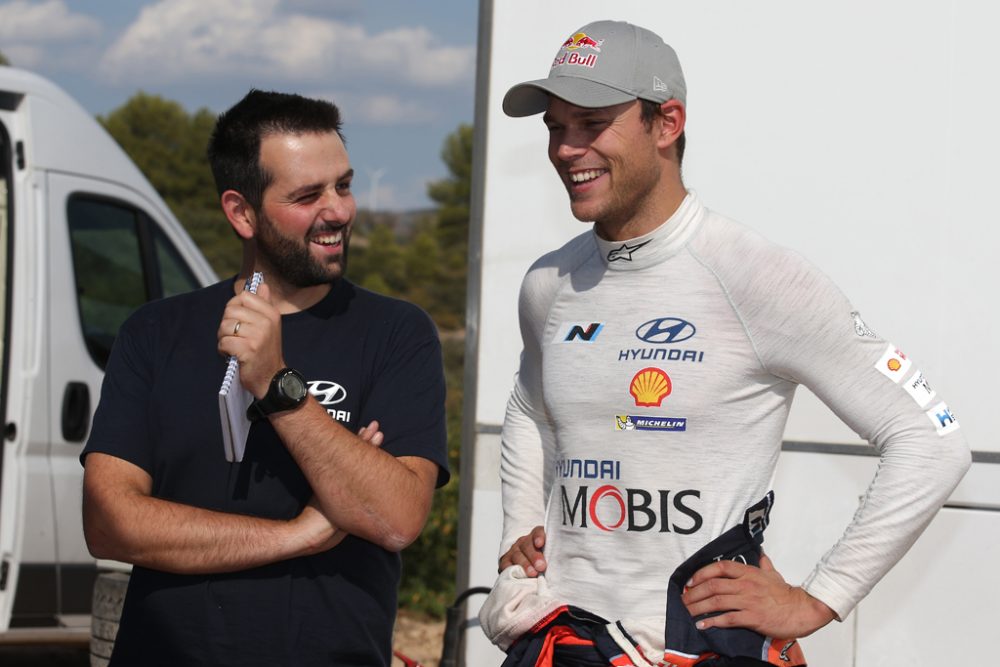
[254,131,356,288]
[544,97,664,239]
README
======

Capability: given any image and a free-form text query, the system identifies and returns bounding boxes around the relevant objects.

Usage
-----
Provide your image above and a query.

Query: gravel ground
[392,610,447,667]
[0,612,446,667]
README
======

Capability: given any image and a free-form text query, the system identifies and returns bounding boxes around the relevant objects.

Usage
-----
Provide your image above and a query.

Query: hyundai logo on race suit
[621,317,705,364]
[308,380,347,405]
[636,317,696,344]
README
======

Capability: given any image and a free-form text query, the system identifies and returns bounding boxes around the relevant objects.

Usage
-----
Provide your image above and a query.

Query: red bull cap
[503,20,686,117]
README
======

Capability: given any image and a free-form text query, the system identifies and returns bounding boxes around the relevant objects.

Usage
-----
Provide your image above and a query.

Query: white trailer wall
[459,1,999,664]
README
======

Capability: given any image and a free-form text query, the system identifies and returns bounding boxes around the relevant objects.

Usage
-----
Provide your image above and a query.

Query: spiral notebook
[219,271,263,462]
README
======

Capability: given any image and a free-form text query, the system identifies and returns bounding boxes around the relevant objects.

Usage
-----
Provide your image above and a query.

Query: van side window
[153,223,201,298]
[67,196,200,369]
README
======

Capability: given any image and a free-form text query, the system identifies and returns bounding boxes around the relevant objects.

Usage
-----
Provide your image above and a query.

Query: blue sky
[0,0,479,211]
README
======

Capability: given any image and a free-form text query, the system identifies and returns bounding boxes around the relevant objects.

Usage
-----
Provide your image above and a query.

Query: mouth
[567,168,608,189]
[309,225,348,251]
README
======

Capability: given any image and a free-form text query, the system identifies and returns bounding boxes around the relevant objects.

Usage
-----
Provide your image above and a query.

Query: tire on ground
[90,572,129,667]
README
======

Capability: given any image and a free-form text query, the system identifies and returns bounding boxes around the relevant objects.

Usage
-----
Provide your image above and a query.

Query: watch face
[279,371,308,401]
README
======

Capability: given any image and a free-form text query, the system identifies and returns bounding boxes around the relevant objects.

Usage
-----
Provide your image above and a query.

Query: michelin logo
[615,415,687,432]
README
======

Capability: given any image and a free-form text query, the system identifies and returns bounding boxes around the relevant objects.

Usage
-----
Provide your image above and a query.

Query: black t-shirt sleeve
[360,303,450,487]
[80,307,157,474]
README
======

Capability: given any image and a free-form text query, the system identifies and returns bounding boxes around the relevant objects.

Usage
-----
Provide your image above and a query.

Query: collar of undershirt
[592,192,703,271]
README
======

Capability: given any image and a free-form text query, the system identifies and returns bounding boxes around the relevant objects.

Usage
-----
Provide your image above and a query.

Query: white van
[0,66,216,641]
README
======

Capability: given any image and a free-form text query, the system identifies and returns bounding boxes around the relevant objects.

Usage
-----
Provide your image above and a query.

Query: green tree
[427,125,472,252]
[99,94,238,275]
[395,125,472,616]
[425,125,472,329]
[0,50,10,66]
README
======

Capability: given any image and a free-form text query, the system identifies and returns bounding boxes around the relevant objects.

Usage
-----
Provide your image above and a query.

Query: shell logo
[629,367,672,407]
[887,358,902,372]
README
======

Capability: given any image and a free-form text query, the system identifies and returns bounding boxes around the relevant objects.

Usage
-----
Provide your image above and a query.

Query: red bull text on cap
[503,20,687,117]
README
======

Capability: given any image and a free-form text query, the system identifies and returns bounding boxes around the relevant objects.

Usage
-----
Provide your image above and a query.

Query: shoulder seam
[685,244,769,374]
[531,235,600,337]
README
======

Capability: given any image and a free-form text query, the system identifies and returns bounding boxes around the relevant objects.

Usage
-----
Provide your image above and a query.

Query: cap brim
[502,77,638,117]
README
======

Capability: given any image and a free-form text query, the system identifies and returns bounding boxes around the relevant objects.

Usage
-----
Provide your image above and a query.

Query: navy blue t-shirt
[83,278,449,666]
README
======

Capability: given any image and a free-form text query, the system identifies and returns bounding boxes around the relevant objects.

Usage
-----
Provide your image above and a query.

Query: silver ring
[233,320,242,336]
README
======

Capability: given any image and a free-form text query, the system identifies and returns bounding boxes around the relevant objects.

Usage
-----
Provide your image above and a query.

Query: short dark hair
[639,98,685,166]
[207,90,345,211]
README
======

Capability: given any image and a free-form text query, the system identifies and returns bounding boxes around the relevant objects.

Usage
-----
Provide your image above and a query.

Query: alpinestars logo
[607,240,650,262]
[308,380,351,422]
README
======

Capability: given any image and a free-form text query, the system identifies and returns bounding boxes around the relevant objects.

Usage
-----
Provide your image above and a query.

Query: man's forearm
[83,454,339,574]
[270,399,437,552]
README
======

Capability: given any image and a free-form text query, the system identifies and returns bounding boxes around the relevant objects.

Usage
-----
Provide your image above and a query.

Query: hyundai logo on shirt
[308,380,347,405]
[308,380,351,423]
[635,317,696,344]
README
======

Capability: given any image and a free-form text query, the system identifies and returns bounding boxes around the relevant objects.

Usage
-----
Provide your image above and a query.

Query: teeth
[570,169,605,184]
[312,231,342,246]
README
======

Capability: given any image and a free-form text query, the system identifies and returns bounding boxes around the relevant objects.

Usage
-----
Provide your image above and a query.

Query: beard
[254,210,351,288]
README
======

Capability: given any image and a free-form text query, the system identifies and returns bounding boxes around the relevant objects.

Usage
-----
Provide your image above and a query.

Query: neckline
[591,193,703,271]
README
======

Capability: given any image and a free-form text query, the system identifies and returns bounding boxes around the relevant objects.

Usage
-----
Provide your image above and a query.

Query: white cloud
[314,90,437,126]
[98,0,474,88]
[1,44,44,68]
[0,0,101,41]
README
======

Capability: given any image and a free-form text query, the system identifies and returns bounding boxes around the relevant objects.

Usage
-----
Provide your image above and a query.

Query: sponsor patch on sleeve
[925,401,960,436]
[902,369,937,408]
[875,344,912,383]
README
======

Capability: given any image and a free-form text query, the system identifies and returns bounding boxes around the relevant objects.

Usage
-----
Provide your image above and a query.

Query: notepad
[219,271,263,462]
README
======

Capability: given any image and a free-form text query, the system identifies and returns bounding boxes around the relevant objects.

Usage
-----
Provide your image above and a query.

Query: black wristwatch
[247,368,308,422]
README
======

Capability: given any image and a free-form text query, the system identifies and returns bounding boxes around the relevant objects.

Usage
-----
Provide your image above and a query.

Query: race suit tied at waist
[664,491,806,667]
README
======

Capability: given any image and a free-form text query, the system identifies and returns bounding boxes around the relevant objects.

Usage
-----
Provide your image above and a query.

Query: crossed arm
[83,283,441,574]
[83,452,344,575]
[81,419,436,575]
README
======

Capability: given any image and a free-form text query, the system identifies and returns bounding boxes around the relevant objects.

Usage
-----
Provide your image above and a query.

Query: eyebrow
[287,169,354,198]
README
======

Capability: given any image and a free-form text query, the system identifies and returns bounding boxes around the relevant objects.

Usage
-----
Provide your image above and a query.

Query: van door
[8,171,208,626]
[0,109,21,630]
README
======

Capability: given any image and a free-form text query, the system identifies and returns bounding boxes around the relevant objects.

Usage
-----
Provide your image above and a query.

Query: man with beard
[81,90,449,666]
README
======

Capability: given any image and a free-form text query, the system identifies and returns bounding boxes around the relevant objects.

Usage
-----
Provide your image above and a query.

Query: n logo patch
[554,322,604,343]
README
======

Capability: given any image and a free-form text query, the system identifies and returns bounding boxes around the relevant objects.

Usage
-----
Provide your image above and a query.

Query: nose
[320,187,355,223]
[551,130,589,164]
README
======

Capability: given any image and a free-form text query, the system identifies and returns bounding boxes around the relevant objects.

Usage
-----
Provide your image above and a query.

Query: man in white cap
[479,19,970,667]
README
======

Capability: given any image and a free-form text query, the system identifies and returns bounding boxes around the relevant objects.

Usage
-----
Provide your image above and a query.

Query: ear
[655,100,686,152]
[220,190,257,240]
